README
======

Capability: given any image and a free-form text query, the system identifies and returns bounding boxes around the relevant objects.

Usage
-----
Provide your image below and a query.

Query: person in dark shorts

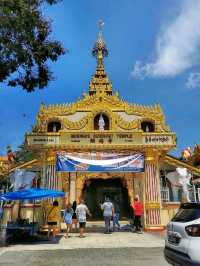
[72,201,78,231]
[76,200,91,238]
[46,200,60,239]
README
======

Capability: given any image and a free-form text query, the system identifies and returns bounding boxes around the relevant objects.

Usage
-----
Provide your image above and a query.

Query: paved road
[0,248,169,266]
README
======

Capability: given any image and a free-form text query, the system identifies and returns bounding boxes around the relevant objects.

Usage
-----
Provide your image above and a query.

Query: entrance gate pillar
[69,173,76,203]
[40,151,47,188]
[124,174,134,203]
[144,150,162,230]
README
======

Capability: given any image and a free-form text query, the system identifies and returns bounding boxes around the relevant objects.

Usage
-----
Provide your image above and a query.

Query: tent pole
[32,200,35,235]
[17,200,21,220]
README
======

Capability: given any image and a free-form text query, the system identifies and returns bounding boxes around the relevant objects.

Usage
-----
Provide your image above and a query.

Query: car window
[172,207,200,222]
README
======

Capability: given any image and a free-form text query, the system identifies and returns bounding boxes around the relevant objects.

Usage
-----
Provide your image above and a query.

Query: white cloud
[132,0,200,79]
[186,72,200,89]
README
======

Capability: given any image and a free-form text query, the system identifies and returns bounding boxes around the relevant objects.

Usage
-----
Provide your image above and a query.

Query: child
[64,203,74,238]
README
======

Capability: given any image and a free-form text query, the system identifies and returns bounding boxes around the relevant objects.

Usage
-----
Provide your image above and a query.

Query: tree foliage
[15,142,35,163]
[0,0,65,92]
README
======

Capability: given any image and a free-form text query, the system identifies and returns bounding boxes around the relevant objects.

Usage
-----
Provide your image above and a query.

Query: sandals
[64,235,71,238]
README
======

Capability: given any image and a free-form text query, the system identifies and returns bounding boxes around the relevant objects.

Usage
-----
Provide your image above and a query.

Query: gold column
[62,172,70,193]
[69,172,76,203]
[144,149,162,230]
[40,151,47,188]
[76,173,85,203]
[58,172,69,207]
[124,173,134,204]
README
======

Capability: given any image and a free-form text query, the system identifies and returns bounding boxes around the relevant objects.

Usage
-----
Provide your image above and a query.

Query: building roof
[0,156,8,162]
[164,154,200,176]
[0,156,9,178]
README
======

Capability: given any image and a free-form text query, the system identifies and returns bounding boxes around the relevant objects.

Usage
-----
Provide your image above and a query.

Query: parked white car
[164,203,200,266]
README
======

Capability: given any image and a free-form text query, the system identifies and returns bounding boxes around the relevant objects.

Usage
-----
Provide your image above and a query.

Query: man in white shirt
[101,197,114,234]
[76,200,91,238]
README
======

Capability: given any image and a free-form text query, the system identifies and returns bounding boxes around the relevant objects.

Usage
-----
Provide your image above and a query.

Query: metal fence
[193,187,200,202]
[161,186,200,203]
[161,187,170,202]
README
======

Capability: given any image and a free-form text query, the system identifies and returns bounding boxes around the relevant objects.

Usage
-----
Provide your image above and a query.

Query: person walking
[113,200,121,231]
[46,200,61,239]
[72,201,78,231]
[76,199,91,238]
[101,197,114,234]
[63,203,74,238]
[132,196,143,233]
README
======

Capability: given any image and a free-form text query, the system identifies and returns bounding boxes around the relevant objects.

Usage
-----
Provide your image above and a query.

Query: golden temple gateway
[3,25,200,231]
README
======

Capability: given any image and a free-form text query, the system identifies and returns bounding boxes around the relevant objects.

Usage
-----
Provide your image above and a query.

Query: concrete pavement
[0,225,168,266]
[0,231,165,255]
[0,248,168,266]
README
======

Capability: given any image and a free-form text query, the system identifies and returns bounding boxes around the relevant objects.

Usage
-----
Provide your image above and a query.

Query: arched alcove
[94,113,110,130]
[47,121,61,132]
[141,121,155,132]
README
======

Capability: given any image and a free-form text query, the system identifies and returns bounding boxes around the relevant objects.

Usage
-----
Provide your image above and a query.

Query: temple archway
[81,178,132,219]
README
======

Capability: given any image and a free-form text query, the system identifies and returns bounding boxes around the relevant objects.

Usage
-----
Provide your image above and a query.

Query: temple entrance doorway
[83,178,132,219]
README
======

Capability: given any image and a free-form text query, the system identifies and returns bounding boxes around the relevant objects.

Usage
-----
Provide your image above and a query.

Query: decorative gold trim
[145,202,161,209]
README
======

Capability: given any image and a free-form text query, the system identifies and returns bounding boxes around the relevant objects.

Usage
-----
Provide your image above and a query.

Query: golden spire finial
[92,19,108,63]
[98,19,104,36]
[89,21,112,96]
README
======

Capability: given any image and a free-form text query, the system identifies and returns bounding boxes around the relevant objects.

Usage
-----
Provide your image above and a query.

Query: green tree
[0,0,65,92]
[15,142,35,163]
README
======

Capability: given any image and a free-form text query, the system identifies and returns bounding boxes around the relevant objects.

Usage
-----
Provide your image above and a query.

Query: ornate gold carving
[86,172,114,179]
[145,149,158,163]
[32,95,171,134]
[116,114,139,130]
[62,116,88,130]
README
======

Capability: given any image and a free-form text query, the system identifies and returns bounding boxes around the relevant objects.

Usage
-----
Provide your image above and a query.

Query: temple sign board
[27,132,176,147]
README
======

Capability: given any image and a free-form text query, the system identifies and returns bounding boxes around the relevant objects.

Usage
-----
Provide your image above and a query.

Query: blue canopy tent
[0,188,65,236]
[0,188,65,201]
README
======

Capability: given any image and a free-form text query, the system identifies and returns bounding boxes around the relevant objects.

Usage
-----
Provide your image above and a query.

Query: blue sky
[0,0,200,156]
